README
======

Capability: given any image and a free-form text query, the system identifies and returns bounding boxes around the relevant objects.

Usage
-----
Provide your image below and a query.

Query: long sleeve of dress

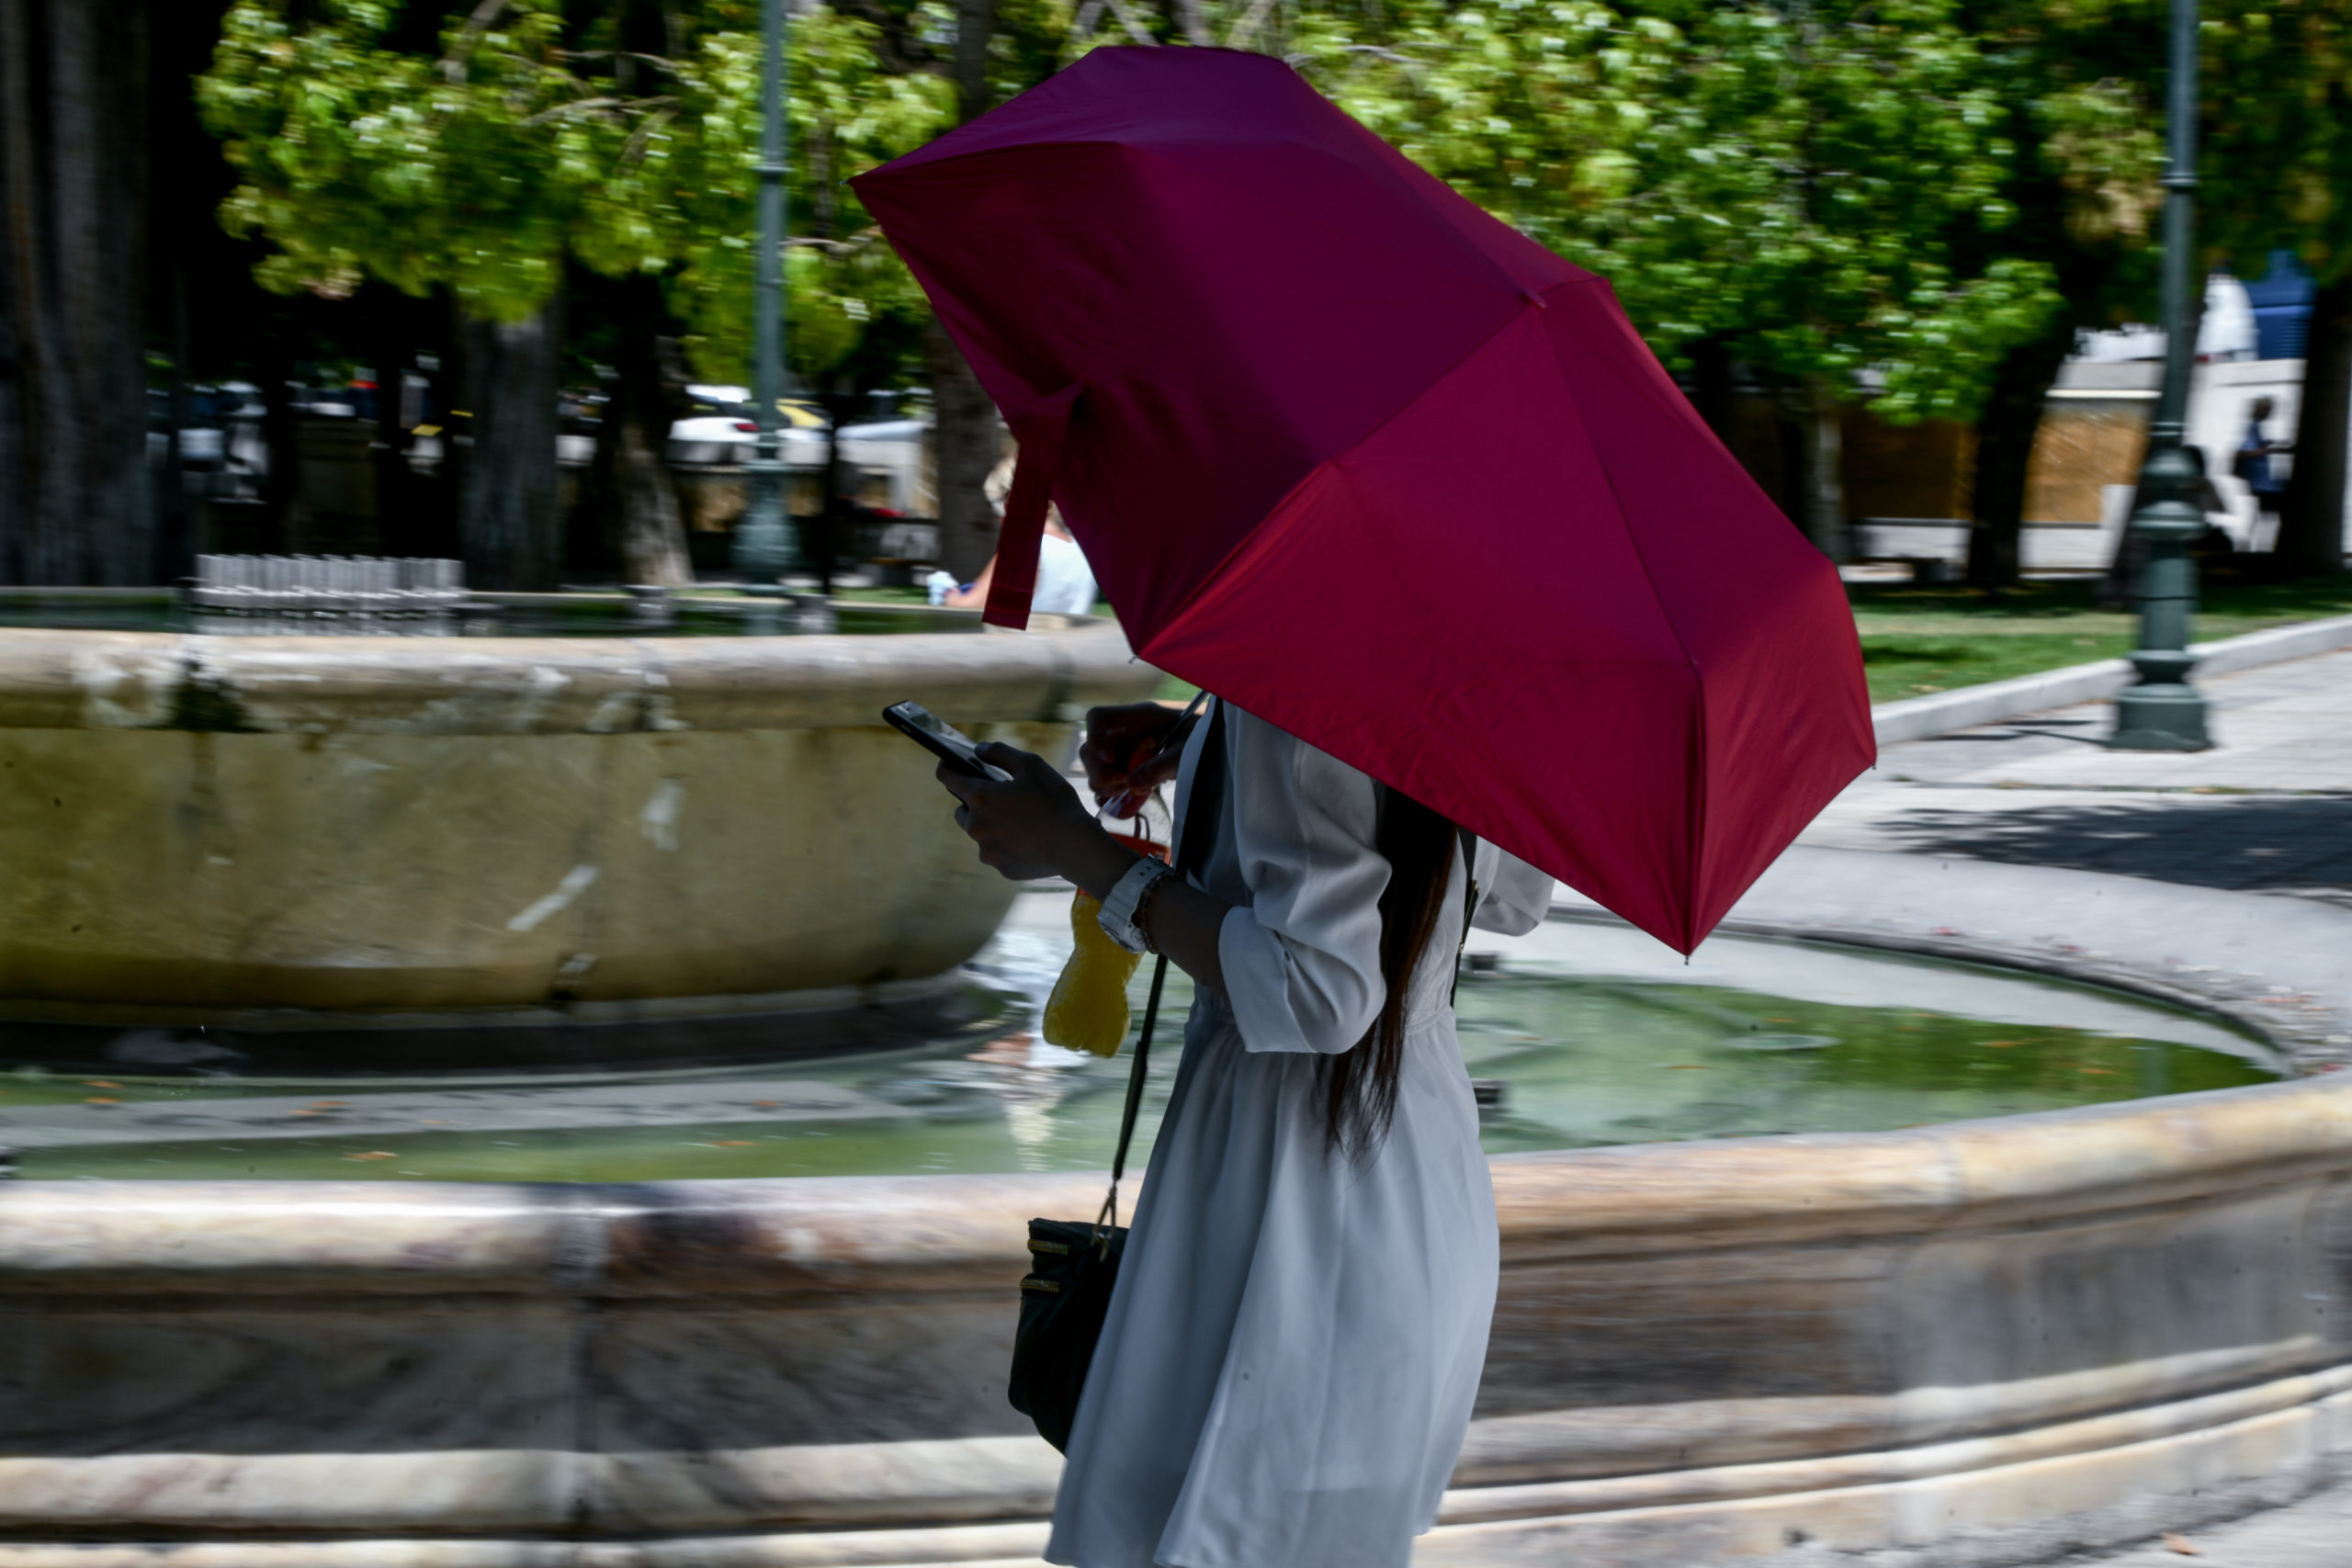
[1469,839,1554,936]
[1211,709,1392,1056]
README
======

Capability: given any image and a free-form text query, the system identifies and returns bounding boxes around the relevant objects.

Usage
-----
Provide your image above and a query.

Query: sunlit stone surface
[0,618,1155,1022]
[3,615,2348,1566]
[0,1070,2346,1567]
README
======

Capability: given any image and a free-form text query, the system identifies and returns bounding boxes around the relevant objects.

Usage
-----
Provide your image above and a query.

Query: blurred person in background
[932,454,1099,614]
[2233,396,2292,546]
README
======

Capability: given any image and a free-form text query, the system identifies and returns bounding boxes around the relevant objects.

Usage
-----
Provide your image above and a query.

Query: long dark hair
[1317,786,1460,1161]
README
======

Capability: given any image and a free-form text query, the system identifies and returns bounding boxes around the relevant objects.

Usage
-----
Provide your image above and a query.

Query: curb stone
[1869,611,2352,747]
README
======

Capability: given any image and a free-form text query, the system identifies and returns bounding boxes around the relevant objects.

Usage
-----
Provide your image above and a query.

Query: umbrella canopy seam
[1128,287,1571,655]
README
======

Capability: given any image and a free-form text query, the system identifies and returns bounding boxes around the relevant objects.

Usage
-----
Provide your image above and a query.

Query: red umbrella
[854,47,1871,953]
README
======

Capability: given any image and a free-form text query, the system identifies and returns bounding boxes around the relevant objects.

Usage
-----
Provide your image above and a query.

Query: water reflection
[0,891,2277,1183]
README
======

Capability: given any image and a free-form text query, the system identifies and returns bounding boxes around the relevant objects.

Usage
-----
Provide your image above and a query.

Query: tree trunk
[952,0,994,122]
[1684,334,1736,446]
[927,315,1001,579]
[2273,272,2352,579]
[1799,374,1849,561]
[457,298,564,591]
[816,393,852,598]
[584,272,692,588]
[1965,320,2075,590]
[369,288,424,560]
[926,0,1001,581]
[0,0,153,584]
[609,404,690,586]
[155,257,194,583]
[254,319,305,553]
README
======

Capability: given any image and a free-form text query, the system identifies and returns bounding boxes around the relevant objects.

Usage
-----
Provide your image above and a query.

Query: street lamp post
[2110,0,2212,750]
[732,0,798,597]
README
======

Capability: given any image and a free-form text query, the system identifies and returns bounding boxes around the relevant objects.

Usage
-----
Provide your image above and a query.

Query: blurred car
[667,384,830,468]
[148,384,268,498]
[834,418,930,515]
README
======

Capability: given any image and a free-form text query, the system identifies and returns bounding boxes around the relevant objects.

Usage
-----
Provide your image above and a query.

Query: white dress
[1046,703,1554,1568]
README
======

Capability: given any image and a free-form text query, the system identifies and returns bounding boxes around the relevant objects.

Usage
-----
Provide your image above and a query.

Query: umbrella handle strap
[983,384,1081,629]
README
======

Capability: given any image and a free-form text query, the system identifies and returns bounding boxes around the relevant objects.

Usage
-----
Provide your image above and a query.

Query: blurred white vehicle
[667,384,829,468]
[148,383,269,499]
[835,418,930,514]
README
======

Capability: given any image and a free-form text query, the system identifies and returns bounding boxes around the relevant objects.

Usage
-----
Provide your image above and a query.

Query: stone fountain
[0,600,1155,1044]
[1,596,2348,1567]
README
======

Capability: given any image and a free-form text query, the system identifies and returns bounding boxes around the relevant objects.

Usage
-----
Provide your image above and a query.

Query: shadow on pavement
[1858,794,2352,907]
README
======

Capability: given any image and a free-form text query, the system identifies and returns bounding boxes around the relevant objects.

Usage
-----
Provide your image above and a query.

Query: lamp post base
[2109,682,2212,751]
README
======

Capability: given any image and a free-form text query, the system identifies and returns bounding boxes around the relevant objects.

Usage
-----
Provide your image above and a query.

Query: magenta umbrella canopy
[854,47,1872,953]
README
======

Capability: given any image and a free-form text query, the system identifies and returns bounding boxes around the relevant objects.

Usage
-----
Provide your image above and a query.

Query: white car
[667,384,830,468]
[834,419,931,514]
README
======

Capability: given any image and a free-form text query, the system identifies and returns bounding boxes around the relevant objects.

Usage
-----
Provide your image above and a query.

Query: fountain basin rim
[1548,905,2303,1065]
[0,617,1141,736]
[5,1067,2346,1296]
[0,968,967,1033]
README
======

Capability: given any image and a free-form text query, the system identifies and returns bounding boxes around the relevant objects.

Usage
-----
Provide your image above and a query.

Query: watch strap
[1097,854,1172,954]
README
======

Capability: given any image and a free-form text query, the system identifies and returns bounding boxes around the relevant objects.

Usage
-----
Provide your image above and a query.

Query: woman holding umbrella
[869,41,1871,1568]
[939,703,1553,1568]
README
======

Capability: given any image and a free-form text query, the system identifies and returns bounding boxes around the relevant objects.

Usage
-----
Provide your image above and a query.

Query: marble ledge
[0,623,1151,736]
[6,1074,2352,1295]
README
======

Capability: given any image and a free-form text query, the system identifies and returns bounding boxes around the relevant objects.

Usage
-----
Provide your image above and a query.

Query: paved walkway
[1802,646,2352,1566]
[1802,647,2352,908]
[2052,1479,2352,1566]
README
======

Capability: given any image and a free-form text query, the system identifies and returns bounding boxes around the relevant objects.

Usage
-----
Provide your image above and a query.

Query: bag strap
[1098,698,1224,1235]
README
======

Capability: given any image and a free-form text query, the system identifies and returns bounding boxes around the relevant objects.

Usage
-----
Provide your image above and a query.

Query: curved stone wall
[0,1066,2346,1566]
[0,621,1157,1021]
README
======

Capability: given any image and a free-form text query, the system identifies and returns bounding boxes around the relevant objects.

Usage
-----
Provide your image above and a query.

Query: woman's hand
[1080,701,1188,807]
[939,742,1136,896]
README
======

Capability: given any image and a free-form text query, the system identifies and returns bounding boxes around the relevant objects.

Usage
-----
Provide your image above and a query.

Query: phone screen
[883,702,1012,781]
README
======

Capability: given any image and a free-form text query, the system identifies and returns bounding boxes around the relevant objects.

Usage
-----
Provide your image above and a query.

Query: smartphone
[883,701,1013,782]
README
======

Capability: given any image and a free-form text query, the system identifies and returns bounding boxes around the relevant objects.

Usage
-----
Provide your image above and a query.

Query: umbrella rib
[1542,278,1713,949]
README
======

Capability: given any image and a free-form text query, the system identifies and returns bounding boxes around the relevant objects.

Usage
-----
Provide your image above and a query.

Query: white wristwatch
[1097,855,1176,955]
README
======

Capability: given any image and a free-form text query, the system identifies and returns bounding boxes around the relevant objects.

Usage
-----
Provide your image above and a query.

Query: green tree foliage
[1283,0,2060,554]
[195,0,2352,581]
[200,0,954,385]
[664,6,956,384]
[1314,1,2059,422]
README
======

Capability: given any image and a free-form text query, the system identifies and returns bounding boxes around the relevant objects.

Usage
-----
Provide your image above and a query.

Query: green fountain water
[0,890,2274,1183]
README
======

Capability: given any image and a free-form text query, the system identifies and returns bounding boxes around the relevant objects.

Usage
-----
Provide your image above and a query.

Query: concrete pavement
[1803,647,2352,910]
[2047,1480,2352,1566]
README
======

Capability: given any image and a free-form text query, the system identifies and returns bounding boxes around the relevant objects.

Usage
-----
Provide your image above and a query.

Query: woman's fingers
[1082,702,1184,797]
[934,757,983,803]
[1130,750,1182,789]
[942,741,1103,883]
[1084,703,1179,756]
[973,739,1035,779]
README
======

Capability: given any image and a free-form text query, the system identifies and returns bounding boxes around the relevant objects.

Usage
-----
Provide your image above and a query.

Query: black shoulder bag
[1007,704,1226,1453]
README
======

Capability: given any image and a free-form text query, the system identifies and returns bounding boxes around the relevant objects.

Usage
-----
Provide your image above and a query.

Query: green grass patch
[1853,572,2352,705]
[824,571,2352,709]
[829,584,933,606]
